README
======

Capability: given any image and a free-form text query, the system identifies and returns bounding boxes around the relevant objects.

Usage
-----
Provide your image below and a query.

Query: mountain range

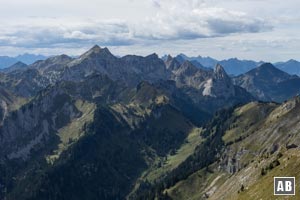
[0,54,47,69]
[2,52,300,77]
[0,45,300,200]
[170,54,300,76]
[275,59,300,75]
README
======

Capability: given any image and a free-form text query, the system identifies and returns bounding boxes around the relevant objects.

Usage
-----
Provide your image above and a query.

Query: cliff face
[0,46,255,165]
[62,46,169,86]
[202,64,235,98]
[0,86,81,160]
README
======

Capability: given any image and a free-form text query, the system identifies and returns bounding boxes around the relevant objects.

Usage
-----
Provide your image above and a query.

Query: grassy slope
[46,100,96,163]
[165,98,300,200]
[0,86,28,110]
[166,167,229,200]
[222,102,277,144]
[127,127,203,199]
[165,101,276,200]
[142,127,203,182]
[236,149,300,200]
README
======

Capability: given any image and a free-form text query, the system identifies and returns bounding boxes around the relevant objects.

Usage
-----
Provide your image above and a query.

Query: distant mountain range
[233,63,300,102]
[165,54,300,76]
[274,59,300,75]
[0,54,47,69]
[2,53,300,77]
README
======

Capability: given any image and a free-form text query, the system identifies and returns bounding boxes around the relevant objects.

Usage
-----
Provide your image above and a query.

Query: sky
[0,0,299,62]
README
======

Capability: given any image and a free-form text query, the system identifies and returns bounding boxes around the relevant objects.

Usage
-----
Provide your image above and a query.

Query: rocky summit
[233,63,300,102]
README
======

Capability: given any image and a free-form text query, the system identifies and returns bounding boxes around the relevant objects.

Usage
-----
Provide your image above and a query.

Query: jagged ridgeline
[0,45,300,200]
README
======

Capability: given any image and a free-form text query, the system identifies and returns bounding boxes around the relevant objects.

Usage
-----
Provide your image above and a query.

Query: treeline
[5,106,147,200]
[133,107,236,199]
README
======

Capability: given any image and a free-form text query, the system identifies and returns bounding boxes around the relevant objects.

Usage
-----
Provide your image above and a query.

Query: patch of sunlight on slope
[266,97,298,124]
[166,168,229,200]
[10,97,29,111]
[127,127,204,198]
[143,127,203,182]
[111,103,151,129]
[222,102,258,143]
[235,149,300,200]
[222,102,277,144]
[46,100,96,164]
[111,95,168,129]
[167,147,300,200]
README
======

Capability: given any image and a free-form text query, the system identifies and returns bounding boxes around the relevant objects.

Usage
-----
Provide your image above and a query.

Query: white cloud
[0,0,298,61]
[135,4,271,40]
[0,19,134,48]
[0,0,272,49]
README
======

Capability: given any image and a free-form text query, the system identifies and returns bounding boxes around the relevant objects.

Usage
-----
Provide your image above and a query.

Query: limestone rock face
[167,57,236,99]
[202,64,235,98]
[168,59,213,89]
[0,87,81,160]
[63,46,168,86]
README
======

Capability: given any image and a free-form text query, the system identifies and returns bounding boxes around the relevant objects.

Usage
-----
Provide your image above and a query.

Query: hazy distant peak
[258,62,275,68]
[245,63,290,78]
[254,63,287,74]
[166,54,173,62]
[178,53,188,59]
[0,61,28,73]
[7,61,27,68]
[13,61,27,66]
[287,59,299,63]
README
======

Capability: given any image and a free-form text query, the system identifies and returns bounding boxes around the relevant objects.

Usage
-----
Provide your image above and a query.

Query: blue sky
[0,0,299,62]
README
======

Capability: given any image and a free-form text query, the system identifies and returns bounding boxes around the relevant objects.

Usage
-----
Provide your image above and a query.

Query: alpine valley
[1,45,300,200]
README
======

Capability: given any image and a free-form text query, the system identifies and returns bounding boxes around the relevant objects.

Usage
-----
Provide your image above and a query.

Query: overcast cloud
[0,0,299,61]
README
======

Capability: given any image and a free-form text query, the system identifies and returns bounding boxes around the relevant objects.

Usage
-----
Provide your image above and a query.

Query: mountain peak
[166,54,173,62]
[213,64,231,81]
[1,61,28,73]
[146,53,159,59]
[214,63,226,74]
[258,62,276,69]
[245,63,290,78]
[181,60,198,70]
[178,53,188,59]
[14,61,27,66]
[287,59,299,63]
[233,62,295,101]
[48,54,72,63]
[8,61,28,69]
[90,45,101,52]
[257,63,291,77]
[102,47,111,54]
[174,60,199,75]
[80,45,115,60]
[165,55,181,70]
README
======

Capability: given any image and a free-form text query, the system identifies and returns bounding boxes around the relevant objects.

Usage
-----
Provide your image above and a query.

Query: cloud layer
[0,0,299,62]
[0,0,272,48]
